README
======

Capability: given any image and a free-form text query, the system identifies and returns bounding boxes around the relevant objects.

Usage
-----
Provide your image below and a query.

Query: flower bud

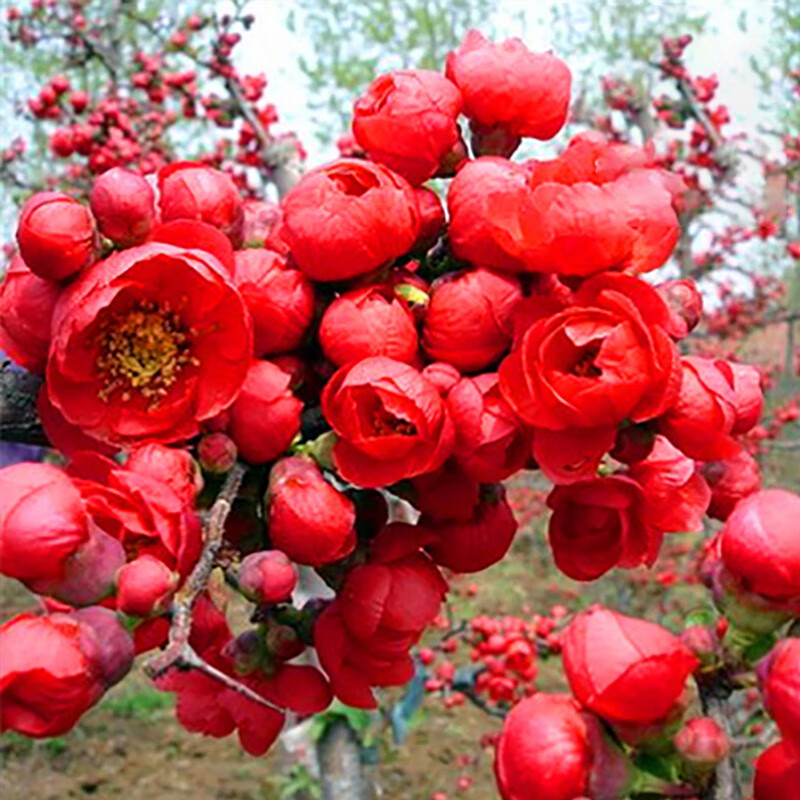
[422,268,522,373]
[263,619,305,661]
[158,162,244,245]
[238,550,298,605]
[680,625,719,666]
[319,284,418,367]
[231,248,314,357]
[89,167,156,246]
[116,555,178,617]
[72,606,135,687]
[197,432,238,474]
[413,187,445,252]
[16,191,97,280]
[228,361,303,464]
[656,279,703,339]
[125,443,203,504]
[223,629,264,674]
[0,253,60,373]
[266,457,357,567]
[674,717,730,768]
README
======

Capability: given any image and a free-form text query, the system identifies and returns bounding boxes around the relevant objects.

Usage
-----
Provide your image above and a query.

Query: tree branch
[144,463,283,714]
[0,367,47,446]
[697,676,743,800]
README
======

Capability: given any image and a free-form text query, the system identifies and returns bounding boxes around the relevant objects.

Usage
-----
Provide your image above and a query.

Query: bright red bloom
[16,191,97,281]
[231,248,314,357]
[729,362,764,434]
[494,694,591,800]
[149,220,235,274]
[319,284,418,367]
[546,476,662,581]
[422,268,522,372]
[0,462,89,586]
[754,741,800,800]
[115,554,177,617]
[124,444,203,507]
[703,449,761,521]
[228,360,302,464]
[423,485,517,573]
[76,459,202,579]
[626,435,710,533]
[720,489,800,603]
[158,162,244,245]
[321,356,455,488]
[562,607,698,726]
[0,254,60,373]
[46,242,252,446]
[448,134,679,277]
[405,462,481,523]
[352,69,463,186]
[446,30,571,143]
[0,609,133,737]
[281,159,419,282]
[315,601,416,709]
[499,273,680,433]
[446,372,531,482]
[758,639,800,754]
[657,357,745,460]
[89,167,156,246]
[266,456,356,567]
[339,523,447,645]
[237,550,298,605]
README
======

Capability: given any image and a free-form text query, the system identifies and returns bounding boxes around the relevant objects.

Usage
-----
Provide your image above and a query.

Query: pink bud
[197,432,238,474]
[674,717,730,767]
[656,279,703,339]
[73,606,135,688]
[116,555,178,617]
[89,167,156,246]
[238,550,297,605]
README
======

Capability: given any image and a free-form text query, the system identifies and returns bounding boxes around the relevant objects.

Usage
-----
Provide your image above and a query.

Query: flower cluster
[1,22,798,800]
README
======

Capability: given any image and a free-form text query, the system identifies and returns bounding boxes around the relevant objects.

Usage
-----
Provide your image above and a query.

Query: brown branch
[0,367,47,446]
[144,463,283,714]
[696,676,743,800]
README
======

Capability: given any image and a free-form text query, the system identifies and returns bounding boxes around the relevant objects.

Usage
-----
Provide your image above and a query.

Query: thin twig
[696,676,743,800]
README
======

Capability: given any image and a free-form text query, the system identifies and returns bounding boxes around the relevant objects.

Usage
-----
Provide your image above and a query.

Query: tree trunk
[317,719,369,800]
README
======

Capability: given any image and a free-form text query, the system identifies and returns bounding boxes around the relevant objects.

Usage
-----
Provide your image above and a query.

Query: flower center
[372,405,417,436]
[570,344,603,378]
[96,301,197,403]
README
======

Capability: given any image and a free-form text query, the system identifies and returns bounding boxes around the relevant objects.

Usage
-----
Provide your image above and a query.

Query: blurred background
[0,1,798,798]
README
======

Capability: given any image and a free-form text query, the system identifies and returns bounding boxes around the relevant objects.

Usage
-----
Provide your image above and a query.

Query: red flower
[720,489,800,603]
[413,187,445,251]
[423,485,517,573]
[281,159,419,282]
[115,554,177,617]
[0,254,60,373]
[448,134,679,277]
[446,372,531,482]
[499,273,680,433]
[149,219,235,274]
[321,356,455,487]
[562,606,698,726]
[657,357,743,460]
[352,70,463,185]
[754,741,800,800]
[404,462,481,523]
[315,601,416,709]
[266,456,357,567]
[339,522,448,644]
[237,550,298,605]
[703,449,761,521]
[46,242,252,446]
[228,360,303,464]
[16,191,97,281]
[446,30,571,143]
[494,694,591,800]
[546,476,662,581]
[0,462,89,586]
[231,248,314,357]
[0,608,133,737]
[626,435,711,533]
[422,268,522,372]
[319,284,419,367]
[729,362,764,434]
[158,162,244,245]
[758,639,800,754]
[89,167,156,247]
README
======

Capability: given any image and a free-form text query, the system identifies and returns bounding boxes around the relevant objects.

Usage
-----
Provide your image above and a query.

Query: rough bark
[0,367,46,445]
[317,719,369,800]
